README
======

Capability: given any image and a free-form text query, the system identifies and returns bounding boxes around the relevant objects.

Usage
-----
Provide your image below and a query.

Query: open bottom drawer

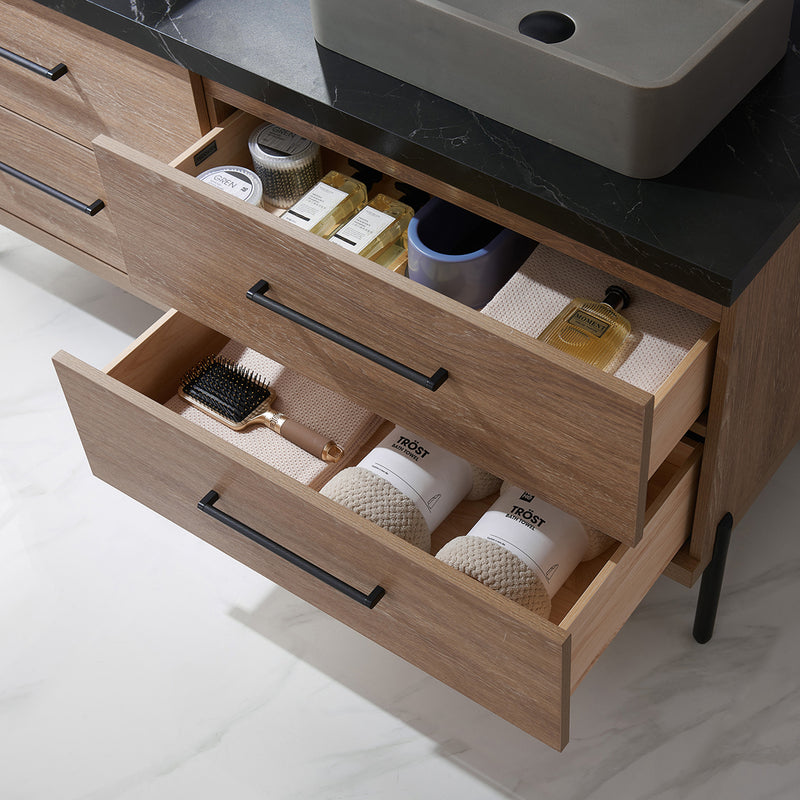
[53,310,702,751]
[92,110,716,546]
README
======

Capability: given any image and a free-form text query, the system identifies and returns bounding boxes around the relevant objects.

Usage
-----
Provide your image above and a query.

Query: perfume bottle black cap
[603,285,630,311]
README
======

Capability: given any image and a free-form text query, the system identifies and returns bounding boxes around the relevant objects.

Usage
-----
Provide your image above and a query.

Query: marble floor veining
[1,224,799,799]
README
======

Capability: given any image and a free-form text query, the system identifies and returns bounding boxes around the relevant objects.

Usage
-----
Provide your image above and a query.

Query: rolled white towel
[320,426,500,552]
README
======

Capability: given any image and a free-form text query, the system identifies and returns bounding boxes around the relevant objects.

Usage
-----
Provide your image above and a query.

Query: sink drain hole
[518,11,576,44]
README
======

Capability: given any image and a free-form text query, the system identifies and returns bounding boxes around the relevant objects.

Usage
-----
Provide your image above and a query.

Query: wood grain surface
[0,206,143,297]
[0,105,124,268]
[562,442,700,688]
[52,309,702,749]
[650,325,717,475]
[690,219,800,571]
[1,0,204,159]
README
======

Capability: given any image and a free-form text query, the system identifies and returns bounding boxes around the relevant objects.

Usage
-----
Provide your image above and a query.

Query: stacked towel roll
[436,485,615,617]
[320,426,501,553]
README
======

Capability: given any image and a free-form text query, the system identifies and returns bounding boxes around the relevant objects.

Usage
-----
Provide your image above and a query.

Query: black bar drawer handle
[247,280,448,391]
[0,45,68,80]
[198,490,386,609]
[0,161,104,216]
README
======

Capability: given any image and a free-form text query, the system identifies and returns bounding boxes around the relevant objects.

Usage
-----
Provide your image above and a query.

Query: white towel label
[358,427,473,532]
[467,485,589,597]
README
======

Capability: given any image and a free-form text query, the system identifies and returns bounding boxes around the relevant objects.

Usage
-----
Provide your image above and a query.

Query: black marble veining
[33,0,800,305]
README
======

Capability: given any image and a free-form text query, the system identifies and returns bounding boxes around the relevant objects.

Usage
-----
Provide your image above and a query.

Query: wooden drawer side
[562,442,701,689]
[52,310,704,750]
[650,327,717,476]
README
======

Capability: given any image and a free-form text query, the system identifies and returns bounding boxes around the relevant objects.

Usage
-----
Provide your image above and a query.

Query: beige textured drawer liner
[482,246,712,394]
[164,340,383,488]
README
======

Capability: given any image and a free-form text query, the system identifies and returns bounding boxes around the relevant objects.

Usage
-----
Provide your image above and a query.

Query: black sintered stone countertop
[33,0,800,306]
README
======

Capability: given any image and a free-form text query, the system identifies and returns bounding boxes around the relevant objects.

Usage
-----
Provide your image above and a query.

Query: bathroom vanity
[2,0,800,751]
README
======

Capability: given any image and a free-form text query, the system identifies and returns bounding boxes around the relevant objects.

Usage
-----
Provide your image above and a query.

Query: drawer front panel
[0,106,124,268]
[94,135,654,545]
[0,0,202,159]
[53,345,572,751]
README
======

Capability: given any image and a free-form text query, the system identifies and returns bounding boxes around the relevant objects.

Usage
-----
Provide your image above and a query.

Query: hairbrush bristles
[180,356,272,423]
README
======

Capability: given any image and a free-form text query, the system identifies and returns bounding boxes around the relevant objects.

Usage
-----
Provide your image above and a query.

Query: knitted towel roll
[583,527,616,560]
[320,465,501,552]
[468,466,502,501]
[321,466,430,550]
[435,487,616,616]
[436,536,552,616]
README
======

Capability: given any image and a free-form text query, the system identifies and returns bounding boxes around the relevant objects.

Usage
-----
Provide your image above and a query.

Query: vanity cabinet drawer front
[0,0,202,159]
[52,310,702,751]
[92,130,716,546]
[0,105,124,269]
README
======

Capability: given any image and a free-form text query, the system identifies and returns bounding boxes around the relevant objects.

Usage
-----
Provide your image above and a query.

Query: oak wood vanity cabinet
[6,0,800,751]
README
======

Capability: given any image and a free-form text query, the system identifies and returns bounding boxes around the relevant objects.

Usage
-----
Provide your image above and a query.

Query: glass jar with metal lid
[248,123,322,208]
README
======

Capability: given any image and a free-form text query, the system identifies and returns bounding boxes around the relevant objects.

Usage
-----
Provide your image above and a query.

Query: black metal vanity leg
[692,512,734,644]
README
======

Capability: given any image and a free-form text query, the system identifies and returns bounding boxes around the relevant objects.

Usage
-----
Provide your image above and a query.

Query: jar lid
[248,123,319,165]
[197,165,263,205]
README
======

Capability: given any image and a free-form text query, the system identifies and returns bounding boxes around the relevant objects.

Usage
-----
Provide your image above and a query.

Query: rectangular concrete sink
[311,0,794,177]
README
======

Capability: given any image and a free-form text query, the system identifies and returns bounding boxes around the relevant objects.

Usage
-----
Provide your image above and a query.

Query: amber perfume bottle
[281,164,381,237]
[327,193,415,260]
[538,285,632,371]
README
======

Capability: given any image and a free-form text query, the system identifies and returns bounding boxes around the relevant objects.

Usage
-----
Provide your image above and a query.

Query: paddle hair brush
[179,356,343,463]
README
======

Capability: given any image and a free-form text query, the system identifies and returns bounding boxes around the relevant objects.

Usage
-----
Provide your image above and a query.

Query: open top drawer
[53,310,702,751]
[91,112,717,545]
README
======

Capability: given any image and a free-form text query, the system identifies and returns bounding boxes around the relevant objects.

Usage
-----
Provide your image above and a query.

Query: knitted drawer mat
[482,245,712,394]
[165,340,384,489]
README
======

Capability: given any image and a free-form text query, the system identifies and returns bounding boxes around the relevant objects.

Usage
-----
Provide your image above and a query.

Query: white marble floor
[2,223,799,800]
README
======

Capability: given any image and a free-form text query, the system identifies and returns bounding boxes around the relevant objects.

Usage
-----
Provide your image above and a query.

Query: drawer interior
[93,114,715,546]
[169,111,416,272]
[107,310,699,653]
[171,111,405,210]
[166,110,718,478]
[55,309,702,749]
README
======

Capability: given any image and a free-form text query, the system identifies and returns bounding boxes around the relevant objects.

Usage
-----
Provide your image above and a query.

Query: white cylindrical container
[436,484,609,616]
[320,426,500,552]
[248,123,322,208]
[197,165,264,206]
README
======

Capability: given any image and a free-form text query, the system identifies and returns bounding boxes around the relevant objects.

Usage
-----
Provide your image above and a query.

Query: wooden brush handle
[279,417,343,463]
